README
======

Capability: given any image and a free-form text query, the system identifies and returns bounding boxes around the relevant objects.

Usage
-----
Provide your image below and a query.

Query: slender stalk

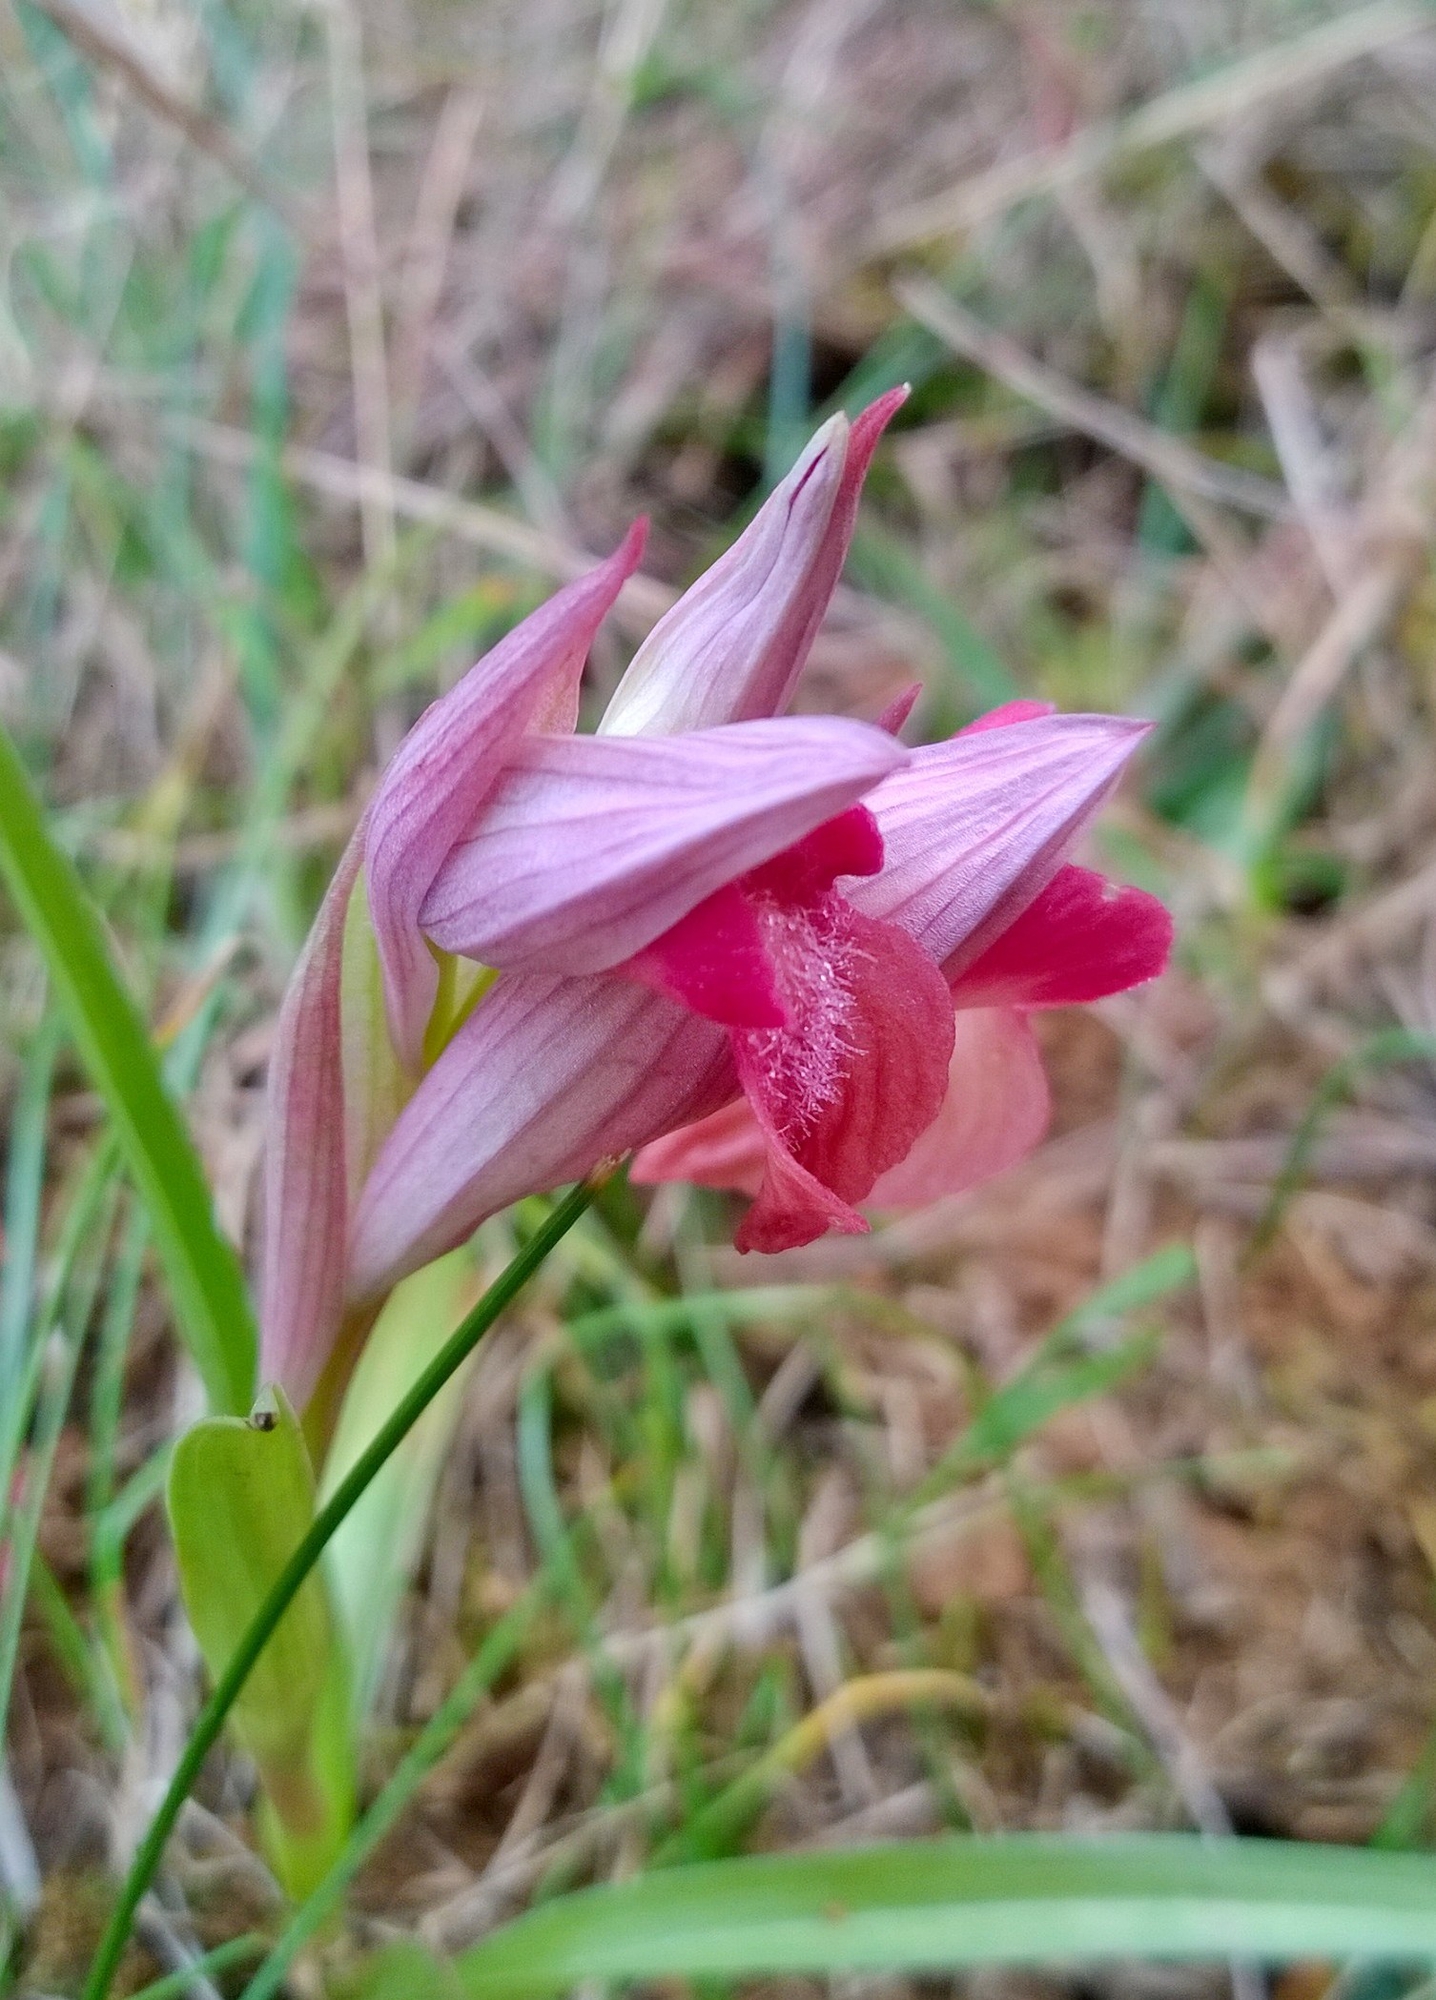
[82,1180,597,2000]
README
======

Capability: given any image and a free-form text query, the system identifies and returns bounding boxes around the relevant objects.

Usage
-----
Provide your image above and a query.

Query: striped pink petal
[365,523,645,1072]
[347,972,731,1303]
[419,717,905,977]
[851,713,1150,976]
[259,815,368,1410]
[599,390,907,737]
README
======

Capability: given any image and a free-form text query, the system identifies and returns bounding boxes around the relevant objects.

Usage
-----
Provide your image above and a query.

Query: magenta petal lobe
[949,863,1173,1009]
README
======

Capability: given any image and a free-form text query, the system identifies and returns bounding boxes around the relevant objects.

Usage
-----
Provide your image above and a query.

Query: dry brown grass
[5,0,1436,1992]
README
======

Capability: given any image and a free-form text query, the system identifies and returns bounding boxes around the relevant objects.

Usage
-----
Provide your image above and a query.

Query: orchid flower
[260,389,1171,1417]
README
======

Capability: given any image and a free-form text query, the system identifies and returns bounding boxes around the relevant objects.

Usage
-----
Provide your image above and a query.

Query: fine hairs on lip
[743,893,863,1141]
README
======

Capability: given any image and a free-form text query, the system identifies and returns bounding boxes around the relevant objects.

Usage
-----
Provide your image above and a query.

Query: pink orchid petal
[958,699,1055,733]
[851,712,1151,978]
[599,389,907,737]
[873,683,924,736]
[631,1095,767,1196]
[259,815,369,1410]
[365,522,645,1071]
[347,973,732,1302]
[419,717,905,976]
[731,906,956,1254]
[868,1006,1051,1208]
[950,863,1173,1010]
[339,869,411,1206]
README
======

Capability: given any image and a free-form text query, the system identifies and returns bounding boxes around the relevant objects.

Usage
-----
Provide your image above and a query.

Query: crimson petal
[732,907,955,1253]
[950,864,1173,1010]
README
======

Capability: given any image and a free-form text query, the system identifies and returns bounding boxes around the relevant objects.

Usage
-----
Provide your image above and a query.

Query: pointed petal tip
[612,514,649,574]
[851,384,910,447]
[873,682,923,736]
[785,412,850,511]
[852,706,1157,975]
[805,408,850,453]
[1020,708,1155,803]
[1071,710,1155,763]
[867,382,912,418]
[1018,709,1154,765]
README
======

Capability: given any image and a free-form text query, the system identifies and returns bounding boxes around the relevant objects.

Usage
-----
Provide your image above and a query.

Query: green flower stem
[82,1179,598,2000]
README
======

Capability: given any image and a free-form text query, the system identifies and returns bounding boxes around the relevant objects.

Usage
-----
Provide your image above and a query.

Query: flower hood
[260,391,1171,1413]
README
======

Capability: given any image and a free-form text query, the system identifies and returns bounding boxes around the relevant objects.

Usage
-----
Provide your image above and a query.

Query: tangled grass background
[5,0,1436,1992]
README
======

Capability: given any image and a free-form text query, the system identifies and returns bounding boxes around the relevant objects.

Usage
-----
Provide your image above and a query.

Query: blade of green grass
[905,1244,1195,1514]
[0,1140,119,1750]
[28,1554,128,1757]
[1250,1029,1436,1257]
[452,1833,1436,1995]
[0,719,256,1415]
[119,1935,268,2000]
[0,1014,61,1415]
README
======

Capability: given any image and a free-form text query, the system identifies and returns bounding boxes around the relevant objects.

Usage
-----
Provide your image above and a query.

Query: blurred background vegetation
[5,0,1436,1991]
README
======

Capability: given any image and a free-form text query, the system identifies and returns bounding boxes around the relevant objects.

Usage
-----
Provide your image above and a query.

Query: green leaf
[951,1330,1157,1472]
[232,1589,545,2000]
[85,1188,596,2000]
[168,1392,353,1897]
[342,1942,463,2000]
[452,1834,1436,1995]
[0,721,256,1414]
[1046,1241,1196,1334]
